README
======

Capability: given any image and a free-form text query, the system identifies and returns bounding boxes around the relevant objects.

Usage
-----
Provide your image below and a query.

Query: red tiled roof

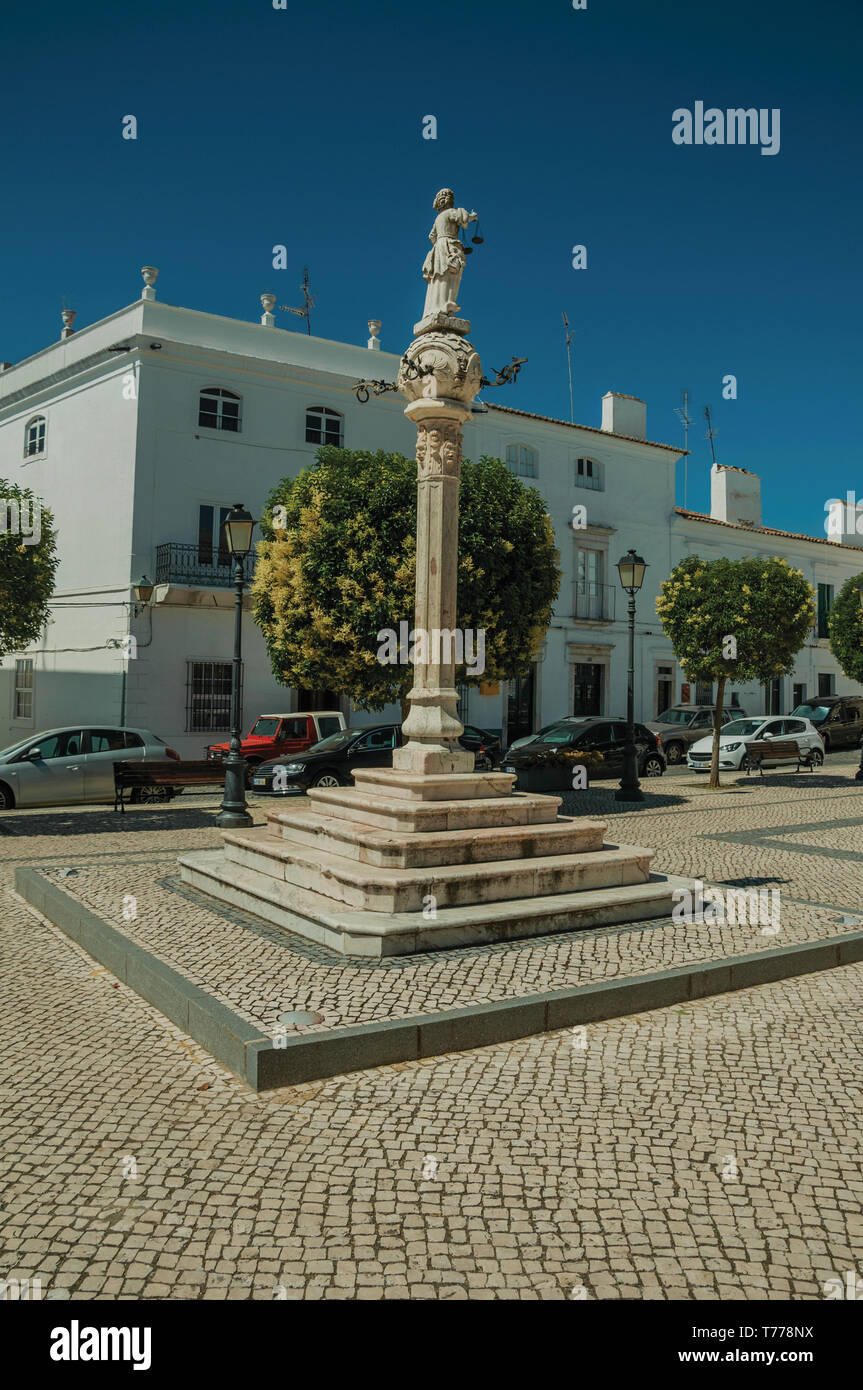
[675,508,863,552]
[485,402,685,453]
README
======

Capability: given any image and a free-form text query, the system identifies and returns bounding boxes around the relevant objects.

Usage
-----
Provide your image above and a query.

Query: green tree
[252,447,561,712]
[656,554,815,787]
[0,481,57,659]
[827,571,863,684]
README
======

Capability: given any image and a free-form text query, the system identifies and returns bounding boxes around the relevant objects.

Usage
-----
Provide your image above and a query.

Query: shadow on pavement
[0,806,260,836]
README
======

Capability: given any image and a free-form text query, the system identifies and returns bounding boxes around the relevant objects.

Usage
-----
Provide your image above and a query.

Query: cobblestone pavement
[1,893,861,1300]
[3,761,861,1037]
[1,762,861,1300]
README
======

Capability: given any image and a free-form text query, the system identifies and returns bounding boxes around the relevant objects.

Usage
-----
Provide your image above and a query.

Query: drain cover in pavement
[277,1010,323,1027]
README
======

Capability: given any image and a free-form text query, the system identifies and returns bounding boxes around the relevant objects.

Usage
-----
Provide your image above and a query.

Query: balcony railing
[155,542,259,589]
[573,581,616,622]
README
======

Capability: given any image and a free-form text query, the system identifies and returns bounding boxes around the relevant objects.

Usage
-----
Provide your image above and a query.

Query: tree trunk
[708,673,727,789]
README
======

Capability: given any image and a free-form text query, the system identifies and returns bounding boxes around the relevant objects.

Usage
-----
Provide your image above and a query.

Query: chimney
[0,362,12,371]
[825,492,863,548]
[710,463,762,527]
[601,391,646,440]
[367,319,382,350]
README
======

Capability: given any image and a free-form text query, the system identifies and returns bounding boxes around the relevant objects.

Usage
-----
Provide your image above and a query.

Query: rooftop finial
[260,293,277,328]
[60,309,76,339]
[141,266,159,301]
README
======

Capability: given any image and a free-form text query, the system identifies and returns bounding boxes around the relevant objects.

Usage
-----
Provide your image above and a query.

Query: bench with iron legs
[744,739,820,779]
[113,760,226,812]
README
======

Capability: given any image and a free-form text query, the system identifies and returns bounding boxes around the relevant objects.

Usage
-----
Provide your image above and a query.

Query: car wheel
[642,755,664,778]
[665,741,685,764]
[311,771,342,789]
[0,782,14,810]
[131,784,173,804]
[821,735,831,753]
[809,748,824,768]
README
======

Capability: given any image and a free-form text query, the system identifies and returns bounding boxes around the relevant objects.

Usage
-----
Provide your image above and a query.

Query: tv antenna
[562,311,575,424]
[280,266,315,335]
[704,404,719,467]
[673,389,692,509]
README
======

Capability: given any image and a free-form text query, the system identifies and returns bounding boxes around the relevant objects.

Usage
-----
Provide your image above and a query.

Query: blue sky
[2,0,860,535]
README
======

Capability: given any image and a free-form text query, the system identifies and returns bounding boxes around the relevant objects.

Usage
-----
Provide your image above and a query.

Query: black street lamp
[615,549,648,803]
[215,503,256,829]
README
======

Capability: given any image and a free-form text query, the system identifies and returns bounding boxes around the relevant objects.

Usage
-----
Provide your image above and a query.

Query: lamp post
[615,548,647,803]
[215,504,255,829]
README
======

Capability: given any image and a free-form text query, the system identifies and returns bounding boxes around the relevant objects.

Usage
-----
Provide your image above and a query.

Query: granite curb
[15,865,863,1092]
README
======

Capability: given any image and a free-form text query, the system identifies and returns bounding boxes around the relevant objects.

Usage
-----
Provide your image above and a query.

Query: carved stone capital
[416,419,462,480]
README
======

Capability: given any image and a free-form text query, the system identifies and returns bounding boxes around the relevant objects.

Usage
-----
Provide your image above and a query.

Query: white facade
[1,287,861,756]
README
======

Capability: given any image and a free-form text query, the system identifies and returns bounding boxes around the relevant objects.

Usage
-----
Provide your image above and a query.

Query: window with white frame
[13,659,34,719]
[505,443,538,478]
[198,388,242,432]
[305,406,344,447]
[24,417,46,458]
[575,457,603,490]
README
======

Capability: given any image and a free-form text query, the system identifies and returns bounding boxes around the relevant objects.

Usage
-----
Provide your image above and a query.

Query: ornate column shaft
[392,332,483,776]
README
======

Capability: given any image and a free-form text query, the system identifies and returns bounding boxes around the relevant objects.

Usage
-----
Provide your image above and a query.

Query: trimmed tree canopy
[656,554,815,785]
[827,571,863,684]
[0,481,57,660]
[252,446,561,711]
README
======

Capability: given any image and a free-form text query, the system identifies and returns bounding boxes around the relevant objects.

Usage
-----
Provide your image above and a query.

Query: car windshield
[307,728,365,754]
[720,719,766,737]
[655,709,695,725]
[538,722,588,744]
[0,737,29,761]
[250,717,281,738]
[791,704,830,722]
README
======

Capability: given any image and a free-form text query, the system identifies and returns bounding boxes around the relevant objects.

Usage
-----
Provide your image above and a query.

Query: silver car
[0,726,176,809]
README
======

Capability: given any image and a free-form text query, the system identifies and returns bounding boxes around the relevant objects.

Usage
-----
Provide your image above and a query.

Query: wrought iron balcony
[573,581,616,622]
[155,542,259,589]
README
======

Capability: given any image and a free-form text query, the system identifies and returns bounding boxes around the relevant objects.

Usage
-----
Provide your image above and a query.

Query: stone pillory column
[392,333,483,775]
[391,185,483,778]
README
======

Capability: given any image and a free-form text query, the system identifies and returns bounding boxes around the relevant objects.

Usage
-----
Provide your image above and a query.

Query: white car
[0,725,178,809]
[686,716,824,773]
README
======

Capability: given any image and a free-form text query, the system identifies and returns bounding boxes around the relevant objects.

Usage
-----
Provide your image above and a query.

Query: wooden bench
[744,739,819,779]
[113,760,225,812]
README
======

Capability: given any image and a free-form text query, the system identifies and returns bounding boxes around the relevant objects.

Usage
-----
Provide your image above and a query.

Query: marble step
[179,847,691,958]
[350,768,517,802]
[221,827,653,913]
[304,785,562,834]
[264,806,608,869]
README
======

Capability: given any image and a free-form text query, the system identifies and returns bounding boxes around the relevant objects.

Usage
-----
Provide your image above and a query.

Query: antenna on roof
[673,389,692,509]
[704,404,719,467]
[280,267,315,336]
[562,311,574,424]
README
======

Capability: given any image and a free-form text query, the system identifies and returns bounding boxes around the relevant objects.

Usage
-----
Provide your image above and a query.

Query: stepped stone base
[178,769,698,957]
[179,846,694,958]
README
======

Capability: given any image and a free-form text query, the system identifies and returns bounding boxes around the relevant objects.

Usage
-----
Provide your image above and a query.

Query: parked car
[205,711,346,771]
[686,715,824,773]
[789,696,863,752]
[457,724,502,770]
[644,704,748,765]
[0,726,179,810]
[250,723,499,795]
[501,717,666,789]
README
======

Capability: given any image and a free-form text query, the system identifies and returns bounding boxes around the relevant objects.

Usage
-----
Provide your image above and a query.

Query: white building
[0,274,861,756]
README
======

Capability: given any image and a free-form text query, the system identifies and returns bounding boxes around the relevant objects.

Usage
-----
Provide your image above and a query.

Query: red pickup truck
[206,711,346,770]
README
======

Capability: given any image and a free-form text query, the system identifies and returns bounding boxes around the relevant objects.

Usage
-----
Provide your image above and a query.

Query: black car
[458,724,502,770]
[250,723,498,795]
[790,696,863,752]
[501,717,666,787]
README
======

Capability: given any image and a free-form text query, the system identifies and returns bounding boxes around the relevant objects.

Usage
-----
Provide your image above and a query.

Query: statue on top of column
[421,189,478,321]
